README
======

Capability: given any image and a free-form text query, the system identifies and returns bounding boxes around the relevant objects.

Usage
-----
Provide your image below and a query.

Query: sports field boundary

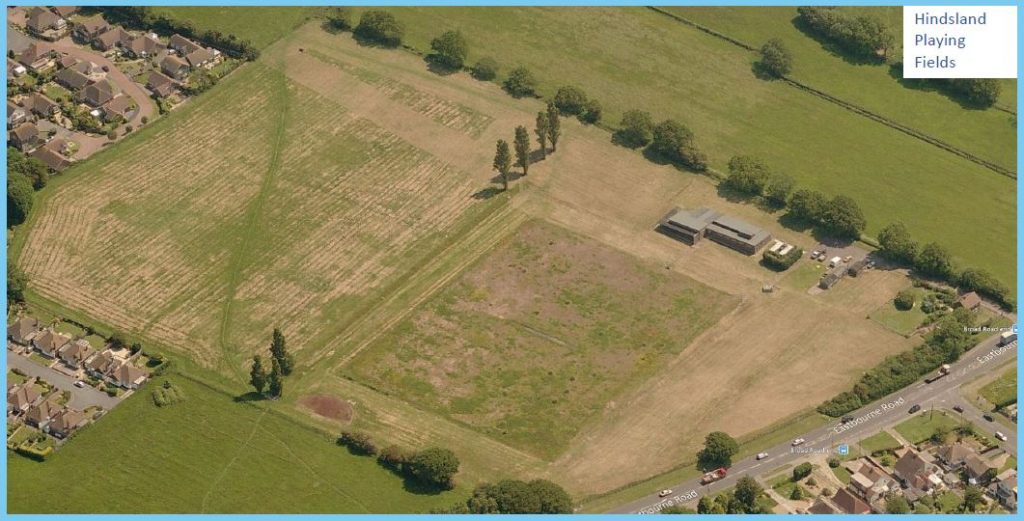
[646,6,1016,180]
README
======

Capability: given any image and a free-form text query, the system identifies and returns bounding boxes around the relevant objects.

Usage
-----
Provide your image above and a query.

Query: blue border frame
[1,1,1019,519]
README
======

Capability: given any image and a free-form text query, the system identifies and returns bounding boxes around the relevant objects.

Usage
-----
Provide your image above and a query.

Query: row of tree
[818,307,977,416]
[892,64,1003,109]
[614,110,708,171]
[697,476,769,514]
[337,430,461,490]
[249,328,294,398]
[877,222,1014,310]
[796,6,895,61]
[95,6,260,60]
[492,103,561,190]
[7,148,50,228]
[432,479,573,514]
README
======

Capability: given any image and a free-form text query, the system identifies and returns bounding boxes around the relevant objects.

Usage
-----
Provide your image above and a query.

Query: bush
[503,66,537,97]
[377,444,411,471]
[725,155,770,196]
[141,115,149,124]
[107,129,118,140]
[324,6,354,32]
[650,119,706,171]
[125,125,134,133]
[429,29,469,70]
[894,289,916,310]
[616,109,654,147]
[796,6,894,61]
[470,57,498,81]
[763,246,802,271]
[759,38,792,77]
[337,430,378,455]
[580,98,602,124]
[553,85,588,115]
[355,10,405,47]
[406,447,459,489]
[793,462,813,481]
[152,382,186,406]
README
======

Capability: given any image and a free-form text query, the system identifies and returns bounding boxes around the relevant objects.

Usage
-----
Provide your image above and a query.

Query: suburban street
[8,351,122,410]
[611,334,1018,514]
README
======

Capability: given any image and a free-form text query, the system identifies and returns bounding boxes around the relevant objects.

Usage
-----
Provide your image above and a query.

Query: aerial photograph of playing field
[6,5,1017,515]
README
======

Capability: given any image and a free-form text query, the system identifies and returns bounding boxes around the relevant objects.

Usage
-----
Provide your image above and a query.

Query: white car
[810,250,821,258]
[658,489,673,498]
[756,452,769,460]
[791,438,806,446]
[995,432,1008,442]
[73,381,86,388]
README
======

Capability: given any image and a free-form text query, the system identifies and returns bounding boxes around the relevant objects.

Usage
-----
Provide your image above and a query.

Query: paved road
[8,351,121,410]
[611,335,1017,514]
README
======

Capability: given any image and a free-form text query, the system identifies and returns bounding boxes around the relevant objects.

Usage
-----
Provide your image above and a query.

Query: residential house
[7,100,28,129]
[72,59,105,79]
[56,67,92,91]
[15,43,54,73]
[9,122,40,152]
[965,453,999,484]
[32,329,72,358]
[168,34,202,55]
[936,442,976,472]
[185,47,215,69]
[74,15,111,42]
[101,95,135,122]
[24,398,59,428]
[7,58,27,77]
[160,55,190,81]
[79,79,116,107]
[146,71,177,99]
[22,92,60,118]
[993,469,1017,510]
[849,463,894,503]
[124,33,164,58]
[31,146,71,172]
[7,317,40,345]
[7,384,40,414]
[893,449,943,493]
[109,362,147,389]
[45,408,86,439]
[26,6,68,40]
[84,350,116,379]
[956,291,982,310]
[807,497,841,514]
[93,27,131,52]
[50,6,80,19]
[59,339,95,368]
[57,54,77,70]
[832,487,872,514]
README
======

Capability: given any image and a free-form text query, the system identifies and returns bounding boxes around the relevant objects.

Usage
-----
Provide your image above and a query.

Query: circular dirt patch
[298,394,354,424]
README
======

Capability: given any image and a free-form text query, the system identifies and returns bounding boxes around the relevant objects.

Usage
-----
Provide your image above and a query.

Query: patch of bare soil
[298,394,355,424]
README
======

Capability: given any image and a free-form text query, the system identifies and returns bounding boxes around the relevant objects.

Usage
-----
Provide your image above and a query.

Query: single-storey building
[32,329,73,358]
[658,207,772,255]
[955,291,982,310]
[185,47,215,68]
[146,71,177,98]
[59,338,95,368]
[15,43,54,73]
[85,350,116,379]
[24,398,59,428]
[73,15,111,42]
[30,146,71,172]
[9,122,40,152]
[101,95,135,122]
[79,79,116,107]
[46,408,87,439]
[22,92,60,118]
[124,33,164,58]
[26,6,68,40]
[56,67,92,91]
[109,362,147,389]
[8,317,41,345]
[7,384,41,414]
[93,27,131,52]
[831,487,872,514]
[160,55,190,81]
[168,33,202,55]
[51,6,80,19]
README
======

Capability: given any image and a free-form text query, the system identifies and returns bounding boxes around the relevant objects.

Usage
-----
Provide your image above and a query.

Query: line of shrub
[796,6,895,62]
[94,6,260,60]
[762,246,802,271]
[337,430,459,490]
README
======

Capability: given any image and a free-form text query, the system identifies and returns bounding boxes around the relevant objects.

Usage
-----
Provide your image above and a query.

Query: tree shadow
[790,15,887,67]
[471,186,502,200]
[424,56,460,76]
[528,149,547,163]
[489,171,524,185]
[777,212,816,234]
[351,33,401,50]
[610,131,646,149]
[751,61,781,81]
[886,64,990,111]
[233,391,265,403]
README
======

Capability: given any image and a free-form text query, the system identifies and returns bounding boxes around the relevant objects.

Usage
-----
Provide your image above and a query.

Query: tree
[471,57,498,81]
[822,195,866,240]
[338,430,378,455]
[493,139,512,190]
[546,102,561,152]
[788,189,827,223]
[697,495,725,514]
[464,479,570,514]
[916,242,955,279]
[249,355,267,394]
[8,147,49,189]
[268,357,284,398]
[894,289,916,310]
[354,10,404,47]
[957,79,1001,108]
[885,494,911,514]
[962,485,984,512]
[553,85,588,115]
[790,486,804,500]
[877,222,918,264]
[324,6,354,32]
[617,109,654,148]
[792,462,813,481]
[725,155,771,196]
[528,479,573,514]
[581,98,602,124]
[7,173,34,227]
[269,328,294,375]
[513,126,531,176]
[407,447,459,489]
[733,476,763,513]
[764,173,795,207]
[430,29,469,70]
[651,119,706,170]
[7,258,28,307]
[377,444,410,471]
[661,505,696,514]
[534,111,549,158]
[503,66,537,97]
[697,431,739,471]
[759,38,793,77]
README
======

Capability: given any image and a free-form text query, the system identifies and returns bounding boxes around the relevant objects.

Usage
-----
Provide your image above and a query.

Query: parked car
[953,405,964,413]
[841,415,854,423]
[984,414,995,422]
[73,380,86,388]
[810,250,821,258]
[756,452,769,460]
[658,489,673,498]
[908,404,921,414]
[995,431,1008,441]
[791,438,806,446]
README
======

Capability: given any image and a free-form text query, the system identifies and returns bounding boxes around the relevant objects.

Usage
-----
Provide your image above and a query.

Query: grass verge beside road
[894,411,961,445]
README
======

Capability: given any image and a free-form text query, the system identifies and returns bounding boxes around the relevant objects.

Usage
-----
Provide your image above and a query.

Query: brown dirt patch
[298,394,355,424]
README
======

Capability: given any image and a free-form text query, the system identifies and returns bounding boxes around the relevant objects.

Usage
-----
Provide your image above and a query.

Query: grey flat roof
[665,207,719,232]
[709,214,764,239]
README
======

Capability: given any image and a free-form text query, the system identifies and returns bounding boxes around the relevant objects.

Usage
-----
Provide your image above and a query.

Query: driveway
[43,38,156,126]
[8,351,121,410]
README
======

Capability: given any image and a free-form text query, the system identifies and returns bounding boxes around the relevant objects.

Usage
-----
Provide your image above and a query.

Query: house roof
[58,54,77,69]
[7,384,40,410]
[161,55,189,71]
[51,6,79,18]
[832,488,871,514]
[147,71,176,97]
[126,34,163,55]
[102,95,134,118]
[56,67,92,90]
[30,147,71,172]
[112,363,147,386]
[16,43,49,67]
[75,15,110,36]
[27,7,60,32]
[71,60,101,76]
[11,122,39,143]
[7,317,40,342]
[85,350,114,373]
[95,27,131,49]
[958,291,982,308]
[33,329,72,352]
[938,442,975,465]
[59,338,94,363]
[23,92,59,115]
[965,453,997,477]
[894,450,930,480]
[81,79,115,106]
[25,398,58,424]
[808,497,841,514]
[48,408,85,433]
[169,34,201,54]
[185,47,214,67]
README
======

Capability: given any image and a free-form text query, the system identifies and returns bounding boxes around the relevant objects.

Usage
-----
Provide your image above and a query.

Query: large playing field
[7,375,463,513]
[10,6,1015,511]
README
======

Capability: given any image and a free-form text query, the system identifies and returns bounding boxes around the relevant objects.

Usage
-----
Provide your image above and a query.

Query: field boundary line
[646,6,1016,180]
[200,409,269,513]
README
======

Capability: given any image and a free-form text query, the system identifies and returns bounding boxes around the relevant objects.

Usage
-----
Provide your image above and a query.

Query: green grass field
[858,430,903,454]
[980,367,1017,407]
[7,375,464,513]
[346,221,737,459]
[151,6,316,49]
[362,6,1015,285]
[869,288,928,336]
[894,411,961,444]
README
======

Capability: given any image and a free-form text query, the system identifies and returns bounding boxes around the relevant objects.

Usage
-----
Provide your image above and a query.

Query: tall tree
[877,222,918,264]
[697,431,739,471]
[513,126,531,176]
[268,357,284,398]
[733,476,763,513]
[493,139,512,191]
[617,109,654,148]
[250,355,267,394]
[545,102,560,152]
[823,195,866,240]
[534,111,549,158]
[407,447,460,489]
[269,327,294,375]
[759,38,793,77]
[7,173,34,227]
[430,29,469,70]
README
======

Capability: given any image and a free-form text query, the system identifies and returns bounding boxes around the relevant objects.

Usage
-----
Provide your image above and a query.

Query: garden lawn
[894,411,961,445]
[858,431,902,454]
[7,375,465,513]
[869,288,928,337]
